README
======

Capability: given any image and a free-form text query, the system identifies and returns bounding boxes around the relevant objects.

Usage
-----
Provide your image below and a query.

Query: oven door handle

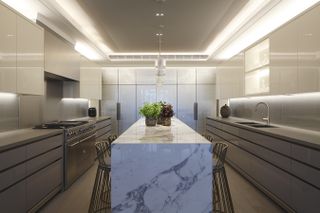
[67,134,96,147]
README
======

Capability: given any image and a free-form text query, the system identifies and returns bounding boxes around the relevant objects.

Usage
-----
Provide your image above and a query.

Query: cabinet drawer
[238,128,290,156]
[26,159,62,210]
[208,126,291,173]
[291,160,320,189]
[26,147,62,175]
[26,134,63,158]
[0,163,26,191]
[96,125,112,138]
[0,179,26,213]
[96,118,111,130]
[0,146,26,171]
[291,175,320,213]
[291,144,320,169]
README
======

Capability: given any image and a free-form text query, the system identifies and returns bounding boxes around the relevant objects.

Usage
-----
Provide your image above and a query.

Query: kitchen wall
[0,80,88,132]
[230,93,320,131]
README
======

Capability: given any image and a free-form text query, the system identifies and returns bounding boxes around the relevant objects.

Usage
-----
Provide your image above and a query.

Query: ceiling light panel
[212,0,320,60]
[1,0,39,21]
[53,0,112,57]
[75,42,103,60]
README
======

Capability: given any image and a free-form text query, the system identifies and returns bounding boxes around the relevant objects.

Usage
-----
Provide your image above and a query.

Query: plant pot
[162,117,171,126]
[157,116,164,125]
[145,117,157,126]
[220,104,231,118]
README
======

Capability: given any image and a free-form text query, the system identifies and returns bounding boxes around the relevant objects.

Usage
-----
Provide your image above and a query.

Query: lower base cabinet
[207,118,320,213]
[0,133,63,213]
[0,180,26,213]
[26,159,62,211]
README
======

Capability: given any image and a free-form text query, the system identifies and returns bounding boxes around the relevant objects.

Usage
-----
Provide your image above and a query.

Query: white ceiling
[74,0,248,53]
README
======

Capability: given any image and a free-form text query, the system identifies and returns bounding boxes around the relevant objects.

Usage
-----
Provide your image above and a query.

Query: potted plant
[159,103,174,126]
[157,101,166,125]
[139,103,162,126]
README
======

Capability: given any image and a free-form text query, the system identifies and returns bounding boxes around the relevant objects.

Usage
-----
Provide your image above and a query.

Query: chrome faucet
[255,102,270,126]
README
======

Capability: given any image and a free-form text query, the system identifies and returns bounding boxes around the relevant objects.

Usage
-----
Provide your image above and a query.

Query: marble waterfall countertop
[113,117,210,144]
[111,117,212,213]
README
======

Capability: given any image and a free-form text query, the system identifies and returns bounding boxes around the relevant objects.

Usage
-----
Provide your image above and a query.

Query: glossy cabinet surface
[297,4,320,93]
[216,53,244,99]
[80,57,102,100]
[269,20,298,95]
[0,3,17,93]
[0,3,44,95]
[44,30,80,81]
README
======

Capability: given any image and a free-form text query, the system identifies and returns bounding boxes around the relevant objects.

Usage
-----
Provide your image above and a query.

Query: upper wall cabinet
[0,3,44,95]
[245,39,270,95]
[216,53,244,99]
[297,4,320,93]
[44,30,80,81]
[80,57,102,100]
[16,16,44,95]
[0,3,17,93]
[269,20,298,95]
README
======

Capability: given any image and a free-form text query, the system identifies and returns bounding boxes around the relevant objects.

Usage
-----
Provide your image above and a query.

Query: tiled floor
[41,162,285,213]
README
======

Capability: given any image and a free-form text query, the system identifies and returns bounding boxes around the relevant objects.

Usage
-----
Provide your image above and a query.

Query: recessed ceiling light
[155,13,164,16]
[156,33,163,36]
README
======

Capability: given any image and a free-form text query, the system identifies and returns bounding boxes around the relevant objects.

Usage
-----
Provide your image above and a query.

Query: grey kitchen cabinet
[0,3,17,93]
[296,4,320,93]
[96,118,112,140]
[0,179,26,213]
[0,2,44,95]
[16,15,44,95]
[269,19,298,95]
[206,117,320,213]
[0,133,63,212]
[44,29,80,81]
[26,159,62,211]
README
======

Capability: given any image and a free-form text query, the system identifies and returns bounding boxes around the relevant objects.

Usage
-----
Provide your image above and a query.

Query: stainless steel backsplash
[0,94,19,132]
[0,80,88,132]
[230,93,320,131]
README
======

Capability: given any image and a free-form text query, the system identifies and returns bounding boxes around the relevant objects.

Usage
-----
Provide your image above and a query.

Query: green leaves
[139,103,162,118]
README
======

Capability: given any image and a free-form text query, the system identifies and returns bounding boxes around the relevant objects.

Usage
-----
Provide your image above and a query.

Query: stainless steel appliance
[34,120,96,189]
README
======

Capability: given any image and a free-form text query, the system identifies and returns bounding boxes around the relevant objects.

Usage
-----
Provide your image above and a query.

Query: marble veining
[111,118,212,213]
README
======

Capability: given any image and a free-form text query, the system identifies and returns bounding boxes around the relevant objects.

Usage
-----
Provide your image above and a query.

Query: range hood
[45,71,78,82]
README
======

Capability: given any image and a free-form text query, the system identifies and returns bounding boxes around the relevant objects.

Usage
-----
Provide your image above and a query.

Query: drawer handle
[68,134,96,147]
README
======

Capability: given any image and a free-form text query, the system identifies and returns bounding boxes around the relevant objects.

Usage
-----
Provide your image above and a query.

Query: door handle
[117,102,121,120]
[194,102,198,120]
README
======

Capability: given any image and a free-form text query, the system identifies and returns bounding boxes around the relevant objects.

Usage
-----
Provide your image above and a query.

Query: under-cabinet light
[0,92,16,98]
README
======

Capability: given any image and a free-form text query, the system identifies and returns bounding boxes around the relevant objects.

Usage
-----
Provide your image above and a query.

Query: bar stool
[106,134,118,156]
[89,141,111,213]
[212,143,234,213]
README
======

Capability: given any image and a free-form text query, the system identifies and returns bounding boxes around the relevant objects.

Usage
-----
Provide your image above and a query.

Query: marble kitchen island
[111,118,212,213]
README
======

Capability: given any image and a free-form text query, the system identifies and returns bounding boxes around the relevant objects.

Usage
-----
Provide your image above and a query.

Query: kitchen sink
[247,124,277,128]
[235,121,259,125]
[236,121,278,128]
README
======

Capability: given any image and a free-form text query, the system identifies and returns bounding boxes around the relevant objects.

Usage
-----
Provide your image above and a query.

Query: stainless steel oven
[64,123,96,189]
[34,120,97,189]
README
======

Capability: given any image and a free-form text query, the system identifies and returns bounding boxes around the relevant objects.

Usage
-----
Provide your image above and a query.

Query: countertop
[114,117,210,144]
[207,116,320,150]
[69,116,111,123]
[0,128,63,152]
